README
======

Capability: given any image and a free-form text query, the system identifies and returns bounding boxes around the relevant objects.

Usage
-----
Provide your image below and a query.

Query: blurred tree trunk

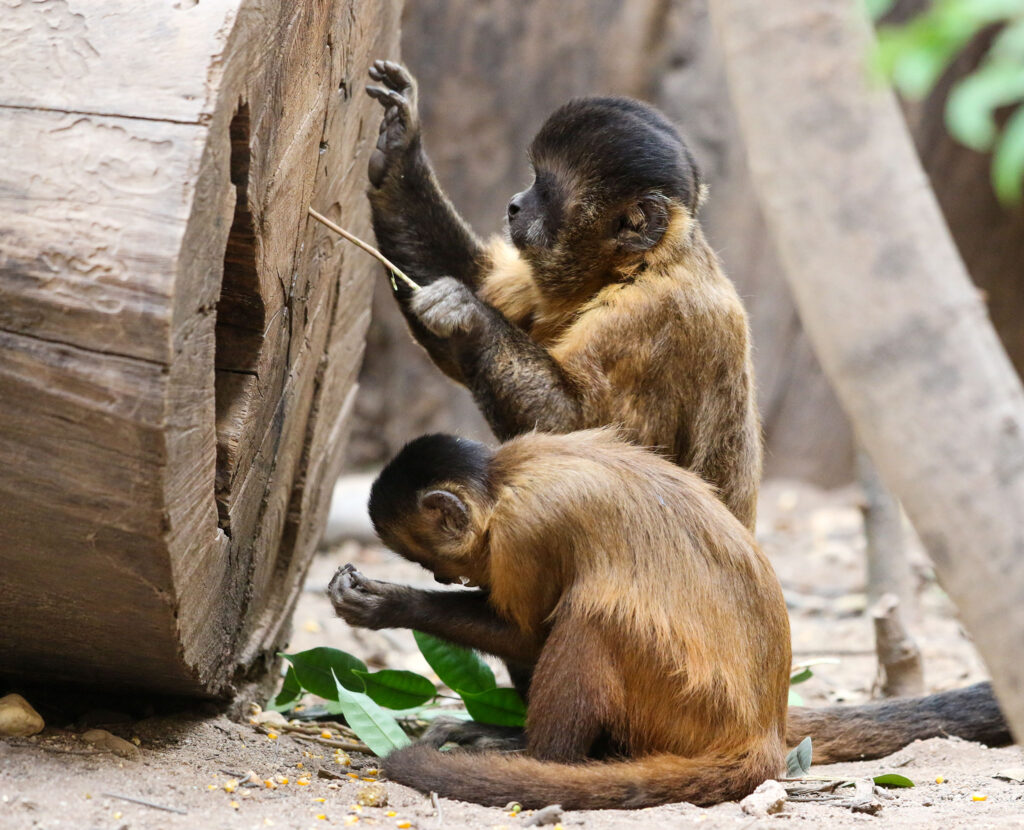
[711,0,1024,739]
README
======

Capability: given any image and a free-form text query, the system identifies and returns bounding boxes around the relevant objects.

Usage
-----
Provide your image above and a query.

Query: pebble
[81,728,140,760]
[0,694,44,737]
[740,780,787,817]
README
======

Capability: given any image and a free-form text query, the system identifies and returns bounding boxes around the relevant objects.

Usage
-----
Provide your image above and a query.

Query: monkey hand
[409,277,488,337]
[366,60,420,188]
[327,564,398,630]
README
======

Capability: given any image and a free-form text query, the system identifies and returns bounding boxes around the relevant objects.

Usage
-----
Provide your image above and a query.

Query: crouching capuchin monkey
[331,430,791,809]
[359,60,1012,761]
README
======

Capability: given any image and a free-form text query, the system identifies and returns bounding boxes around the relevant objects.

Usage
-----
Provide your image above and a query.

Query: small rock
[995,768,1024,783]
[523,804,563,826]
[253,711,288,726]
[356,783,388,807]
[740,780,787,817]
[0,694,44,737]
[81,728,140,760]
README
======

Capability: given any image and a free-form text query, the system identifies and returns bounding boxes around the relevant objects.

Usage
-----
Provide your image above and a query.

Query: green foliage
[460,687,528,727]
[787,665,813,707]
[353,669,437,709]
[786,736,813,777]
[413,631,497,694]
[281,647,367,699]
[332,670,411,756]
[266,666,302,712]
[873,772,915,788]
[872,0,1024,203]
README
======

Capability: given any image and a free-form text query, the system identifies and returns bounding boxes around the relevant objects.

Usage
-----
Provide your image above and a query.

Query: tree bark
[0,0,399,695]
[711,0,1024,738]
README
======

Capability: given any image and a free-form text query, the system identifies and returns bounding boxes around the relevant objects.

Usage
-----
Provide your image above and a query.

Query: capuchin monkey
[357,60,1012,769]
[364,60,761,532]
[331,430,792,809]
[329,433,1011,808]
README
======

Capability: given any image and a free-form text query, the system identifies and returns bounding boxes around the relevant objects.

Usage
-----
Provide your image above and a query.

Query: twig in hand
[100,793,187,815]
[308,207,420,291]
[431,791,443,828]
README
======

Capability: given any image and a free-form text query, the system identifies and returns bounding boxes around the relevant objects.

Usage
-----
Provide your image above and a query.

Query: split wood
[308,207,420,291]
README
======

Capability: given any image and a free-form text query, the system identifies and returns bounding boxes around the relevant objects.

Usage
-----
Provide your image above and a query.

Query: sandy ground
[3,480,1024,830]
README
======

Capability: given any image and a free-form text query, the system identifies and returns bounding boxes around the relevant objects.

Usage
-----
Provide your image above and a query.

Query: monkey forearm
[455,316,584,440]
[369,144,486,287]
[389,588,541,665]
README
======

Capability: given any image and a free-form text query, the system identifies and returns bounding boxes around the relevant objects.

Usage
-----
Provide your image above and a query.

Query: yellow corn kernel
[264,780,277,789]
[207,784,217,791]
[386,811,397,817]
[267,732,279,741]
[297,778,310,786]
[113,813,122,820]
[971,792,987,802]
[347,772,360,779]
[297,762,304,769]
[396,823,412,829]
[936,776,945,784]
[275,776,290,785]
[223,780,238,793]
[230,801,240,809]
[317,816,327,821]
[345,817,359,826]
[321,730,333,739]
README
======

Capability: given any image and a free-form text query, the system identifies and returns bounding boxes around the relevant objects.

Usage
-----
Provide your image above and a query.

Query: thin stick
[431,791,443,828]
[308,207,420,291]
[100,793,188,815]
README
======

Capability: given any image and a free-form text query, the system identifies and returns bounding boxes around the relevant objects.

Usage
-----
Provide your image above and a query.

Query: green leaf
[786,736,813,777]
[947,63,1024,150]
[413,631,496,694]
[331,670,411,757]
[873,773,915,788]
[788,689,804,707]
[993,104,1024,204]
[266,666,302,711]
[790,667,813,685]
[460,687,527,727]
[282,647,368,700]
[353,669,437,710]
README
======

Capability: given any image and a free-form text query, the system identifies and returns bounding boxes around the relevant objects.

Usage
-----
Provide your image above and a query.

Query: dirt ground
[3,480,1023,830]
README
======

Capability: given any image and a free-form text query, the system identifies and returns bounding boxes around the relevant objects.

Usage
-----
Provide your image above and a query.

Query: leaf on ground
[460,687,527,727]
[790,667,813,685]
[994,767,1024,783]
[281,647,368,700]
[353,669,436,710]
[413,631,496,694]
[873,773,914,788]
[331,670,411,757]
[266,666,302,711]
[786,736,813,777]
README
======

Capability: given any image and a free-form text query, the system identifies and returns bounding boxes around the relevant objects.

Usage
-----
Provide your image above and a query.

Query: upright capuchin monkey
[358,61,1011,764]
[364,60,761,531]
[331,430,792,809]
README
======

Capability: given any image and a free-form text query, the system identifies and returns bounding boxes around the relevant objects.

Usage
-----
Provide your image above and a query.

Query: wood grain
[0,0,400,695]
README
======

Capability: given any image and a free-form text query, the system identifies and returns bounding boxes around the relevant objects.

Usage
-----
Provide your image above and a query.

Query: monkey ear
[615,193,671,252]
[419,489,470,534]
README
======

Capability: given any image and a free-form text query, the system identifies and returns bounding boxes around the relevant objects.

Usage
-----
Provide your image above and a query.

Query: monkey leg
[328,565,541,664]
[525,616,622,762]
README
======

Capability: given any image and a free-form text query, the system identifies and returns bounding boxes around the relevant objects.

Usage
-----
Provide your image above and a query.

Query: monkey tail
[383,742,782,809]
[787,681,1011,763]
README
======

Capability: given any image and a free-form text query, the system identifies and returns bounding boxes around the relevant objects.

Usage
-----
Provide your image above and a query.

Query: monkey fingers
[327,565,399,629]
[409,277,487,337]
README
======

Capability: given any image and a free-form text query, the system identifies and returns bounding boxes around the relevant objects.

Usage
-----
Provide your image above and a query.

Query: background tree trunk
[0,0,399,696]
[710,0,1024,739]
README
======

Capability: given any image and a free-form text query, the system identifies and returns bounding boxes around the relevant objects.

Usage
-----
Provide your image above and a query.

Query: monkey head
[507,97,704,299]
[368,434,495,587]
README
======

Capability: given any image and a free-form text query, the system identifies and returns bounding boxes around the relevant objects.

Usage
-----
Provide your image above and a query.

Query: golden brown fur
[331,430,790,808]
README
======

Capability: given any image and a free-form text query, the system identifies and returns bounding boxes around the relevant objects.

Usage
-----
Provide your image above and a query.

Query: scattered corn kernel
[315,797,327,803]
[361,777,378,782]
[971,792,987,802]
[85,794,92,800]
[386,811,397,817]
[365,768,380,775]
[297,778,310,786]
[224,780,239,793]
[276,776,290,785]
[267,732,279,740]
[553,825,565,830]
[131,736,141,746]
[347,772,360,779]
[396,822,411,829]
[297,762,304,769]
[317,816,327,821]
[230,800,240,809]
[305,751,313,758]
[321,730,333,739]
[345,817,359,826]
[936,776,945,784]
[113,813,122,820]
[264,779,277,789]
[264,820,275,827]
[207,784,217,791]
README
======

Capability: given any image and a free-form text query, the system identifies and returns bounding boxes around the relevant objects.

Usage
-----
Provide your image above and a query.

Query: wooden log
[0,0,399,695]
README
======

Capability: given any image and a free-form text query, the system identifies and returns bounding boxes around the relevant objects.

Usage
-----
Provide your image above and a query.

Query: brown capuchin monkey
[359,61,1012,760]
[364,60,761,532]
[330,430,791,809]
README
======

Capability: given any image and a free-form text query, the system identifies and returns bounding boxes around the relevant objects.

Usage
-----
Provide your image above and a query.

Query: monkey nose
[507,194,524,219]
